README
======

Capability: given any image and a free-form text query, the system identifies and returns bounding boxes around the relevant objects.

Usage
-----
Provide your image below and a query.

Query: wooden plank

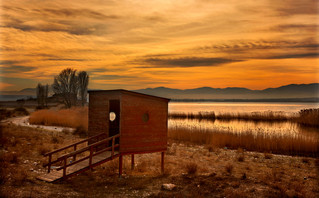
[37,151,119,182]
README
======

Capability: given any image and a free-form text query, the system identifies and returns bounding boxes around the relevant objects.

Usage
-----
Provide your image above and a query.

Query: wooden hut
[88,89,170,175]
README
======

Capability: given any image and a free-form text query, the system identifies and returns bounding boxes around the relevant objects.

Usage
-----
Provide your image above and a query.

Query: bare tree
[44,84,49,107]
[36,83,49,108]
[52,68,79,108]
[78,71,89,106]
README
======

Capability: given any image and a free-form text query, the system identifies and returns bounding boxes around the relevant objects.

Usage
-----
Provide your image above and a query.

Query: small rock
[162,183,176,191]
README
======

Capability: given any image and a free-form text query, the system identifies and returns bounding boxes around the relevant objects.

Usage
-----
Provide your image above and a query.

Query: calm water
[168,102,319,137]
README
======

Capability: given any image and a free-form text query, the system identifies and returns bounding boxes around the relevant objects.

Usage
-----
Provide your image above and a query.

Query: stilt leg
[119,155,123,178]
[131,154,134,170]
[161,152,164,174]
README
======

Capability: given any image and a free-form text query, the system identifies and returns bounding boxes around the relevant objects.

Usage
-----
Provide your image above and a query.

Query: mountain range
[0,83,318,101]
[134,83,319,100]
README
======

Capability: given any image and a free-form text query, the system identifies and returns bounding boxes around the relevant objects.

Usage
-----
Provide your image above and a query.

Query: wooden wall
[88,92,120,138]
[120,92,168,153]
[88,90,168,154]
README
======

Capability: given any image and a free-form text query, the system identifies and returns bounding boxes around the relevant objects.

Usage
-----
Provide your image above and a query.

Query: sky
[0,0,318,91]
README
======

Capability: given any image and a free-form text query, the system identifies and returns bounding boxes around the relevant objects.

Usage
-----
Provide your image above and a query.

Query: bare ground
[0,122,318,198]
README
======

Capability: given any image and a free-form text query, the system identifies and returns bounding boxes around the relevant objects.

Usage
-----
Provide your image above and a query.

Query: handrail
[45,134,120,175]
[44,132,107,157]
[57,135,118,160]
[56,144,120,171]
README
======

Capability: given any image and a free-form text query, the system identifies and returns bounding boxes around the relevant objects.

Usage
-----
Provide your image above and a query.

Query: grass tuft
[185,162,198,175]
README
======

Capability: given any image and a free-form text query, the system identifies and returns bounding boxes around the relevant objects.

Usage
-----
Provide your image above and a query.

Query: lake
[168,102,319,138]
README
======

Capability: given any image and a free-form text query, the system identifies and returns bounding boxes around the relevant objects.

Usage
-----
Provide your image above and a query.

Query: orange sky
[0,0,319,91]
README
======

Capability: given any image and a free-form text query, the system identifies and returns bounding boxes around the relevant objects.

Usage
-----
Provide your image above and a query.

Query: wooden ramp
[37,133,120,182]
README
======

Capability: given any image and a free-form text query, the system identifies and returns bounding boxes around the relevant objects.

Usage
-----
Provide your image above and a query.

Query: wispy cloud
[136,57,241,68]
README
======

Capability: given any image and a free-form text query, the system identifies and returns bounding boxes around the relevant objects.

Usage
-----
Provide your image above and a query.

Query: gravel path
[3,116,74,132]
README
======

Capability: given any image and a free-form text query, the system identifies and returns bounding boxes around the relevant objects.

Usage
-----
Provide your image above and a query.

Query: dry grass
[185,162,198,175]
[225,163,233,175]
[29,107,88,130]
[168,127,319,157]
[1,123,318,197]
[169,111,291,122]
[297,108,319,127]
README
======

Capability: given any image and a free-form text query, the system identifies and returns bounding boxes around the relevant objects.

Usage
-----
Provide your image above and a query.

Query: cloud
[93,75,135,80]
[1,65,37,73]
[198,40,319,53]
[271,0,319,16]
[137,57,241,68]
[272,24,319,33]
[45,58,90,62]
[267,53,319,59]
[2,5,120,35]
[0,60,22,65]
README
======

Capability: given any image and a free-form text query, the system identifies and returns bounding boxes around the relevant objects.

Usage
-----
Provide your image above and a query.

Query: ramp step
[37,151,119,182]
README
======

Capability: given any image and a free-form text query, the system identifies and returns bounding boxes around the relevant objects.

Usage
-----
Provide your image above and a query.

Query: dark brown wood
[131,154,134,170]
[112,136,115,157]
[63,157,67,177]
[48,154,52,173]
[38,151,120,182]
[89,147,93,168]
[73,145,77,161]
[119,155,123,177]
[161,152,164,174]
[44,132,107,157]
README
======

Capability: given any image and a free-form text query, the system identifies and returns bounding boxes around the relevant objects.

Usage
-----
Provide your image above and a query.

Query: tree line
[36,68,89,108]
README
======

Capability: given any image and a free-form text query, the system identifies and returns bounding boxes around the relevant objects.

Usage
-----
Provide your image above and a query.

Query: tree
[52,68,79,108]
[78,71,89,106]
[36,83,49,108]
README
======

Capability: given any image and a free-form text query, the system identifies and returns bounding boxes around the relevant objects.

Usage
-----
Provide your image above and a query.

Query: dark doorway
[109,100,120,144]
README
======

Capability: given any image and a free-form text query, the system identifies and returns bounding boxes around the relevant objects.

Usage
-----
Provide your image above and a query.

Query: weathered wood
[48,154,52,173]
[161,152,164,174]
[131,154,134,170]
[44,132,107,157]
[38,151,120,182]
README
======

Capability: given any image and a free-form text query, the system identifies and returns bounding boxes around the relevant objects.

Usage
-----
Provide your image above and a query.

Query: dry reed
[296,109,319,127]
[169,111,291,122]
[168,127,319,157]
[29,107,88,130]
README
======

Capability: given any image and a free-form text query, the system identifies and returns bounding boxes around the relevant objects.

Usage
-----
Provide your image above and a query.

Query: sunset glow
[0,0,318,91]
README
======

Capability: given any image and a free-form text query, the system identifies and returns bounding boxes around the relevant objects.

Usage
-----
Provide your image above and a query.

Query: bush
[73,126,88,137]
[185,162,198,175]
[225,163,233,175]
[13,107,29,116]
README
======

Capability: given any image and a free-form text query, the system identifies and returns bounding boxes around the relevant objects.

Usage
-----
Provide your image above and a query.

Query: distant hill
[134,83,319,100]
[1,83,318,101]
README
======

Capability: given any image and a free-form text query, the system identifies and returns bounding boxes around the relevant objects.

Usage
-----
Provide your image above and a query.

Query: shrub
[73,126,88,138]
[185,162,198,175]
[225,163,233,175]
[264,153,273,159]
[237,154,245,162]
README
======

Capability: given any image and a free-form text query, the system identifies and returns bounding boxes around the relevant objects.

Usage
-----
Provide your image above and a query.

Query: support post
[119,155,123,178]
[73,145,77,161]
[63,157,67,177]
[48,154,52,173]
[131,154,134,170]
[161,152,164,174]
[89,146,93,169]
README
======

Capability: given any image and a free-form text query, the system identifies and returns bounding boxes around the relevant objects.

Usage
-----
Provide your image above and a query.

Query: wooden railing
[44,133,120,177]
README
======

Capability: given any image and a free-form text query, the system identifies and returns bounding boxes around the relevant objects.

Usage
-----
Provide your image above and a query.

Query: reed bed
[296,108,319,127]
[29,107,88,130]
[168,127,319,157]
[169,111,291,122]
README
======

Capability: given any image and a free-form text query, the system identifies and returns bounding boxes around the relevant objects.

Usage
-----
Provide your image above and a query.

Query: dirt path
[3,116,74,132]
